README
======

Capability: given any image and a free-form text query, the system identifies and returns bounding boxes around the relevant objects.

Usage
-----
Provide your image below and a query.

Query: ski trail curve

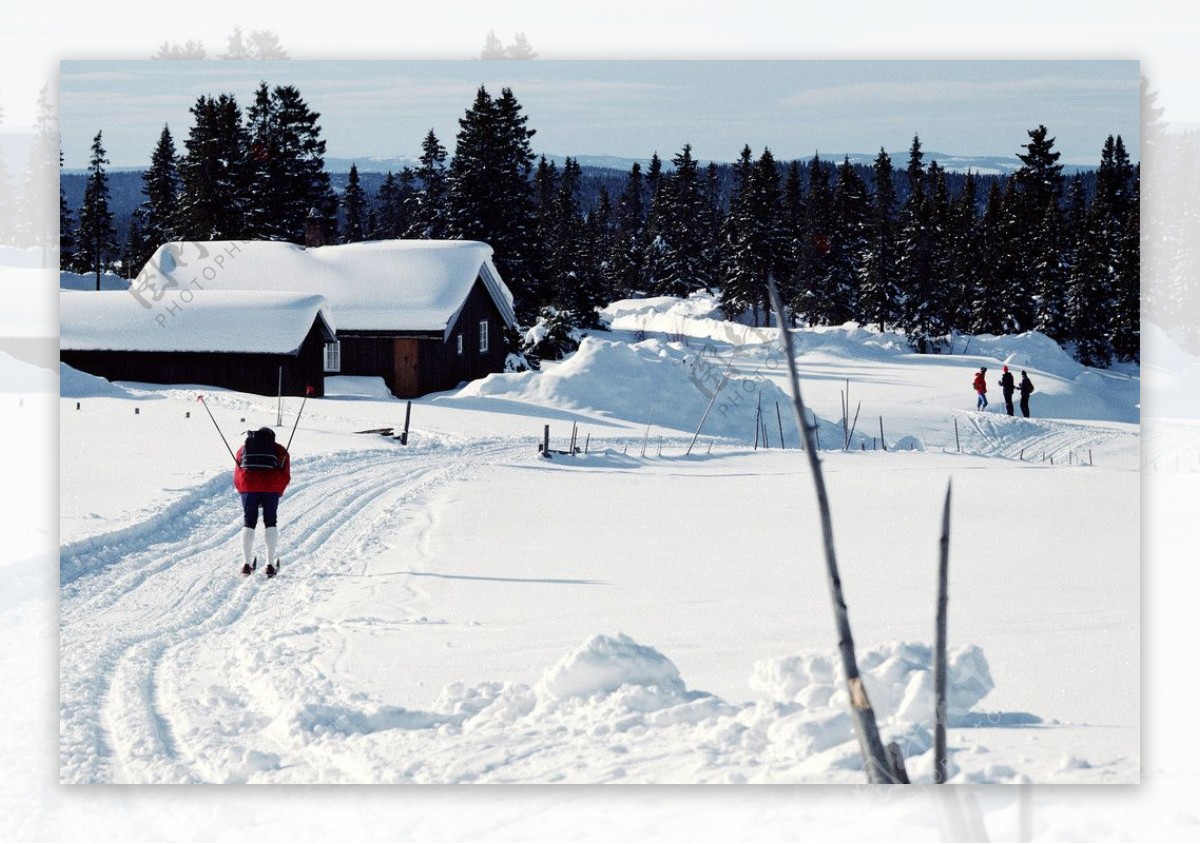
[59,436,526,783]
[958,411,1136,464]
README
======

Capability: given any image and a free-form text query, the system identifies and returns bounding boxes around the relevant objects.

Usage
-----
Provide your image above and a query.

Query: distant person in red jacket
[234,427,291,577]
[973,366,988,411]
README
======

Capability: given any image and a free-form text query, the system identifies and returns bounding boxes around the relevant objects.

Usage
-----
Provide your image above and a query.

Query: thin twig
[767,276,893,784]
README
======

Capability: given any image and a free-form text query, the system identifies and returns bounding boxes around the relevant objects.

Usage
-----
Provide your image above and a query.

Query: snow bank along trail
[59,436,524,784]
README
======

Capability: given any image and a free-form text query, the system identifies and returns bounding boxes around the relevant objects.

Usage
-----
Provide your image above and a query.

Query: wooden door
[392,339,420,397]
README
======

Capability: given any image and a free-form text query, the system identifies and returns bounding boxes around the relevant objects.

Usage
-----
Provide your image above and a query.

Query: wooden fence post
[400,401,412,445]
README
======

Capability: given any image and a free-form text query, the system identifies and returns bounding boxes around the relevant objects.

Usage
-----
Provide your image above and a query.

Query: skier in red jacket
[234,427,291,577]
[973,367,988,411]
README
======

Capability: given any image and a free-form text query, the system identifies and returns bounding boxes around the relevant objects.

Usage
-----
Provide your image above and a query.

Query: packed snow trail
[60,437,525,784]
[958,411,1137,463]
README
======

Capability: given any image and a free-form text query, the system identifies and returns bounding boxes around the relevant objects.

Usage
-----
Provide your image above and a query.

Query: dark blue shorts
[241,492,280,528]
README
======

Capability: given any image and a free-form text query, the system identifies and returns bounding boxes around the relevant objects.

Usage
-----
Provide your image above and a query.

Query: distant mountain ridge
[323,151,1043,176]
[65,151,1094,177]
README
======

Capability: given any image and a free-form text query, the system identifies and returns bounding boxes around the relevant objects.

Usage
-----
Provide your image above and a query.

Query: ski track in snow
[960,411,1135,464]
[59,436,524,784]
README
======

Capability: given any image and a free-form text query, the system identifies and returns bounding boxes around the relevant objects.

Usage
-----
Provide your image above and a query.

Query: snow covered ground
[59,299,1139,785]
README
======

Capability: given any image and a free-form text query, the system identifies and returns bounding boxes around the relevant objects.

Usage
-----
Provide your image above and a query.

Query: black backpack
[240,427,279,470]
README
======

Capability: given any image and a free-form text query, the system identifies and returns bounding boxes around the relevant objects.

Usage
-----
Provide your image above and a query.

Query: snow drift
[452,336,816,442]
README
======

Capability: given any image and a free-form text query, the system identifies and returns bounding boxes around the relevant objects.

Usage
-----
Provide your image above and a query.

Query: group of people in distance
[972,365,1034,417]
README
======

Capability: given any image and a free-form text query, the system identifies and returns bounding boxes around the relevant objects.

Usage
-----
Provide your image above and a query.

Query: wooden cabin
[138,239,519,398]
[59,291,336,397]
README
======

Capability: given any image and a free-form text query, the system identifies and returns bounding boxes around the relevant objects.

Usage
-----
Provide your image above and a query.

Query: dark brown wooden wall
[417,279,508,395]
[334,278,510,398]
[61,322,328,397]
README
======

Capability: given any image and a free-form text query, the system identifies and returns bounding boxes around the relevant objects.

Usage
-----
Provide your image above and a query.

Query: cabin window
[456,333,463,355]
[479,320,489,353]
[324,341,341,373]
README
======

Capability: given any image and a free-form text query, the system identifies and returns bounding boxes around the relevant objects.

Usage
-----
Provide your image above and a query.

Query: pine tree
[894,136,937,344]
[641,144,713,297]
[244,84,335,243]
[1031,195,1068,341]
[177,94,250,240]
[719,147,782,326]
[605,161,648,301]
[1064,172,1112,366]
[943,171,980,335]
[341,163,368,243]
[702,161,725,291]
[775,160,805,318]
[530,155,559,307]
[547,158,601,324]
[1097,136,1138,361]
[1014,124,1065,220]
[827,156,869,326]
[859,148,899,332]
[140,124,181,256]
[719,145,761,322]
[75,131,118,289]
[448,86,538,318]
[406,129,449,238]
[794,154,836,325]
[122,207,153,278]
[59,149,75,265]
[1009,125,1066,334]
[971,181,1009,336]
[371,172,399,239]
[589,186,617,307]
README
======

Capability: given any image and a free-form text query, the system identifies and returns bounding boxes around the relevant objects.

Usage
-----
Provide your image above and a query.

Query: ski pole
[285,385,314,452]
[197,394,237,465]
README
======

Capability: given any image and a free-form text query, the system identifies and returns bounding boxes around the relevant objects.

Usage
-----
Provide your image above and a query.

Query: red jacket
[233,444,291,494]
[973,372,987,394]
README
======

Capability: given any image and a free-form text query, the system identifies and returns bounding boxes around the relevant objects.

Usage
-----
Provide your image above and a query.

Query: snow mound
[750,641,995,725]
[601,293,776,347]
[536,633,687,702]
[967,331,1083,380]
[325,376,397,400]
[59,362,135,399]
[455,336,803,440]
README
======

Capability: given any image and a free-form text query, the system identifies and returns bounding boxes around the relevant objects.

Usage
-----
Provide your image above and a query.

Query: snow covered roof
[139,240,518,338]
[60,290,336,355]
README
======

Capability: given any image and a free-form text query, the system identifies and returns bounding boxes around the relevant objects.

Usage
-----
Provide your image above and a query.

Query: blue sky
[59,60,1140,170]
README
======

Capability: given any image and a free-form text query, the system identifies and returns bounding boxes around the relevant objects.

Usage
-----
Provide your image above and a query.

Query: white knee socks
[265,526,279,565]
[241,526,256,566]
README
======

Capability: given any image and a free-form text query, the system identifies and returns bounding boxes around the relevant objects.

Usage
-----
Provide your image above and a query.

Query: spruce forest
[61,82,1140,367]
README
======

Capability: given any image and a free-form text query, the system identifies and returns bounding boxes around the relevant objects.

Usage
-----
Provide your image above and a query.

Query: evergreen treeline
[65,84,1139,366]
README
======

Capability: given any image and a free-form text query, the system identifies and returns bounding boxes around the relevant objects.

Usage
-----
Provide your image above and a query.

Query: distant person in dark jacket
[234,427,291,577]
[1019,370,1035,418]
[999,365,1016,416]
[973,367,988,410]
